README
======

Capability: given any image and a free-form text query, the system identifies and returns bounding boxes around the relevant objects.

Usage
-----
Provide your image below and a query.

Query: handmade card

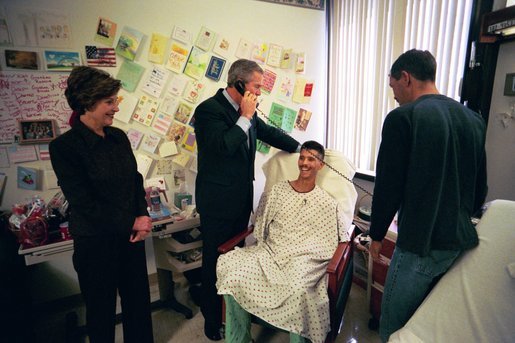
[173,152,191,168]
[280,48,293,69]
[94,17,117,46]
[115,26,145,61]
[115,89,138,123]
[117,60,145,92]
[126,128,144,149]
[132,95,159,127]
[159,141,179,158]
[183,46,209,80]
[172,25,192,44]
[295,52,306,73]
[261,69,277,94]
[266,43,283,67]
[167,74,188,96]
[184,80,205,104]
[152,112,174,136]
[174,102,193,124]
[205,56,226,82]
[251,42,268,65]
[135,153,153,178]
[17,166,40,190]
[277,76,294,102]
[235,38,253,59]
[292,78,314,104]
[268,102,297,132]
[295,108,312,131]
[156,158,174,175]
[85,45,116,67]
[142,65,169,98]
[213,35,232,58]
[165,41,190,74]
[141,133,161,154]
[195,26,216,51]
[159,96,180,115]
[44,50,81,71]
[148,33,168,64]
[167,121,187,143]
[181,129,196,152]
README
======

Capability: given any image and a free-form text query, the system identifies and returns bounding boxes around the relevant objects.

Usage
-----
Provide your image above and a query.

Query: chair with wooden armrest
[217,225,356,343]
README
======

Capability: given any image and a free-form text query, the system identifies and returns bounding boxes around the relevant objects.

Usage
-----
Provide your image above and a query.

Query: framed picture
[504,73,515,96]
[205,56,226,81]
[18,119,57,144]
[256,0,325,11]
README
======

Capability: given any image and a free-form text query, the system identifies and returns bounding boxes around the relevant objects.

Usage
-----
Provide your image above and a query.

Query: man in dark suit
[194,59,300,340]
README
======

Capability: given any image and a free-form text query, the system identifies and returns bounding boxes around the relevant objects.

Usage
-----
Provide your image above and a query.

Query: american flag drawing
[85,45,116,67]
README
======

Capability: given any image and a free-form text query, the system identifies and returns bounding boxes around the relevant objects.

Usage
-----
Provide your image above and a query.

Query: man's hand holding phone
[239,91,258,120]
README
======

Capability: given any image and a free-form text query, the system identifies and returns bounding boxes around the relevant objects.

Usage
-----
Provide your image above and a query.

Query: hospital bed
[388,199,515,343]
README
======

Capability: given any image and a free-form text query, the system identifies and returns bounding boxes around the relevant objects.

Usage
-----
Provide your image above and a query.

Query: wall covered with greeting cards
[0,0,328,302]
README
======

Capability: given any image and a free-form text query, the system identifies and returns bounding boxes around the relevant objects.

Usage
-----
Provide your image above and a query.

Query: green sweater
[370,94,487,256]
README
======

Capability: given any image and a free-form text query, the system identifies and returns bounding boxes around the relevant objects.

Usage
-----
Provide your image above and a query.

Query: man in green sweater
[369,49,487,342]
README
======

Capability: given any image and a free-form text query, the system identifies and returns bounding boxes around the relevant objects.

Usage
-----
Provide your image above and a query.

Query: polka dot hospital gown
[216,181,350,343]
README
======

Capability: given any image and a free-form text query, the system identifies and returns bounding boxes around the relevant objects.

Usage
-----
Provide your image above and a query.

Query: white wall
[0,0,327,302]
[485,41,515,202]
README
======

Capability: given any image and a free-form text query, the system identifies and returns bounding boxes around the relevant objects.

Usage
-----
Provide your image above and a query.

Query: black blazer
[194,89,299,219]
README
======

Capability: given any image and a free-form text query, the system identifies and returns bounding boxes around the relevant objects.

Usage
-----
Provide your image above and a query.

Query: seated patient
[216,141,350,343]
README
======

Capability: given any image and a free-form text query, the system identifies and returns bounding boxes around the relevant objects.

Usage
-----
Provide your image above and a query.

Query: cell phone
[235,80,245,96]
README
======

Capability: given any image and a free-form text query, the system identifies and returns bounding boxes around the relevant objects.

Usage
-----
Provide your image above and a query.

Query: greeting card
[148,33,168,64]
[115,26,145,61]
[268,102,297,133]
[94,17,117,47]
[295,52,306,74]
[17,166,40,190]
[194,26,216,51]
[152,112,174,136]
[257,140,271,154]
[167,74,188,96]
[156,158,174,175]
[117,60,145,92]
[174,102,193,124]
[183,46,209,80]
[235,38,253,59]
[141,133,161,154]
[159,141,178,158]
[213,36,232,58]
[172,26,192,44]
[280,49,293,69]
[132,95,159,126]
[85,45,116,67]
[295,108,312,131]
[115,89,138,123]
[165,41,190,74]
[167,121,187,143]
[205,56,226,82]
[266,43,283,67]
[38,144,50,160]
[251,42,268,65]
[277,76,294,102]
[184,80,205,104]
[292,78,314,104]
[173,152,191,168]
[135,153,153,178]
[261,69,277,95]
[181,129,196,152]
[126,128,144,149]
[142,65,169,98]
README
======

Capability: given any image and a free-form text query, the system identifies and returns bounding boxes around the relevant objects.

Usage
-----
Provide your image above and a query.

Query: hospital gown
[216,181,349,343]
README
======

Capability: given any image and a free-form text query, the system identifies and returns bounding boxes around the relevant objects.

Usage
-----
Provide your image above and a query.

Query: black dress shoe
[204,324,222,341]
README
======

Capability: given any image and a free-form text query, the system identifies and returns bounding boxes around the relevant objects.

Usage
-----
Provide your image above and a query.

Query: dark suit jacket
[194,89,299,220]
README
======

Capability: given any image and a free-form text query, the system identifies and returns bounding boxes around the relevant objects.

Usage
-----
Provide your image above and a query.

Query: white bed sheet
[389,199,515,343]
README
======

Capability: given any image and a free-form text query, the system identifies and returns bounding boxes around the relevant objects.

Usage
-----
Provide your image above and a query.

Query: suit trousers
[72,234,154,343]
[200,210,251,331]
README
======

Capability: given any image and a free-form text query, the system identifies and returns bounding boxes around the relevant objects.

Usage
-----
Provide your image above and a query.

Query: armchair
[218,225,356,343]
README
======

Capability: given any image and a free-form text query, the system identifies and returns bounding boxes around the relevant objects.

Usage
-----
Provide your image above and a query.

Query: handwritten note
[0,71,71,143]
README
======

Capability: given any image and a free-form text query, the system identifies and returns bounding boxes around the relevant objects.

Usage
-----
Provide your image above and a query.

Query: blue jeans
[379,246,460,342]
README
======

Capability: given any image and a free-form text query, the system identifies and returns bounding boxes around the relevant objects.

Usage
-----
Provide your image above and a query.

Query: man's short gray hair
[227,59,263,87]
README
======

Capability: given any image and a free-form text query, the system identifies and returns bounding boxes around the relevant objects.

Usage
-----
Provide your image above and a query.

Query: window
[327,0,473,172]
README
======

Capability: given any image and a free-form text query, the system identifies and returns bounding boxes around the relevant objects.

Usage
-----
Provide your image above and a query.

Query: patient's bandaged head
[262,150,358,229]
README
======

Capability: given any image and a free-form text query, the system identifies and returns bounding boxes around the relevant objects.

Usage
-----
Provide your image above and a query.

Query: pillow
[261,149,357,230]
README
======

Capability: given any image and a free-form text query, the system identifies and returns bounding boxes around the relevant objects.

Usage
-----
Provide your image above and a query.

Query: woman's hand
[130,216,152,242]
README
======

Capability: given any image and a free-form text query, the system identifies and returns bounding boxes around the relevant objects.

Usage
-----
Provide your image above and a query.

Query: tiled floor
[32,275,380,343]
